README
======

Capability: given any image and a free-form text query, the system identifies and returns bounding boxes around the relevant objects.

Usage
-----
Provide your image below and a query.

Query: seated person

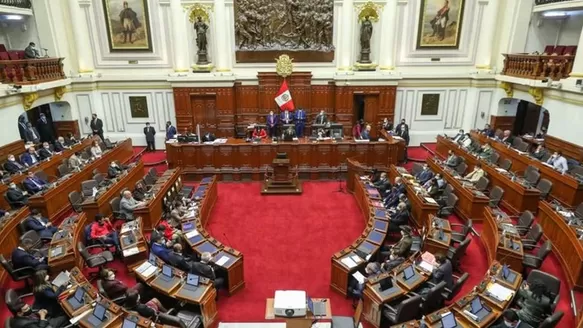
[461,134,474,149]
[90,214,121,254]
[252,126,267,139]
[531,144,548,161]
[535,127,547,139]
[383,177,405,208]
[481,124,495,138]
[23,171,48,194]
[24,209,57,239]
[68,152,84,170]
[501,130,514,144]
[150,234,172,264]
[107,161,123,178]
[352,120,363,139]
[123,290,168,320]
[191,252,225,289]
[445,150,459,167]
[514,280,552,327]
[451,129,465,143]
[22,147,40,167]
[25,122,40,143]
[167,243,192,272]
[382,250,406,272]
[378,225,413,261]
[546,151,569,174]
[478,143,494,161]
[431,253,453,290]
[347,262,381,307]
[32,270,66,317]
[282,125,296,140]
[169,201,189,227]
[6,182,29,207]
[424,178,440,198]
[435,174,445,188]
[373,172,391,197]
[463,163,485,184]
[54,136,70,152]
[388,202,409,232]
[491,309,532,328]
[38,142,54,160]
[133,181,148,201]
[120,190,146,221]
[361,124,371,140]
[415,164,434,185]
[65,132,78,146]
[381,118,393,131]
[202,131,216,142]
[90,140,103,159]
[8,299,68,328]
[11,238,48,270]
[0,209,9,217]
[99,268,143,300]
[4,154,25,174]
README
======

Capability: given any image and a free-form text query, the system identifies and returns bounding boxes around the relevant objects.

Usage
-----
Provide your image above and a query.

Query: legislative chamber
[1,0,583,327]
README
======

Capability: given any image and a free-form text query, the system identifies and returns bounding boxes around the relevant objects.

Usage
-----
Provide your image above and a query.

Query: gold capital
[23,92,39,110]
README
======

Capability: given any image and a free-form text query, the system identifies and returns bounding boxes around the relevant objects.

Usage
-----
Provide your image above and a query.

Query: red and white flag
[274,80,295,111]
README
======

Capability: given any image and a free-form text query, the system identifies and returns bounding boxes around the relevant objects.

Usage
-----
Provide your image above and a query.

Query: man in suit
[280,109,293,125]
[294,108,306,137]
[11,238,47,270]
[4,154,25,174]
[481,124,495,138]
[24,122,40,144]
[383,177,406,208]
[547,151,569,174]
[445,150,459,168]
[90,214,121,254]
[490,309,533,328]
[36,113,54,143]
[21,147,40,167]
[531,144,548,161]
[38,142,53,160]
[378,225,413,261]
[18,116,28,141]
[388,202,409,232]
[361,124,371,140]
[143,122,156,152]
[8,300,69,328]
[373,172,391,197]
[6,182,29,207]
[54,137,69,153]
[382,118,393,131]
[150,234,172,263]
[167,243,192,272]
[501,130,514,145]
[191,252,224,289]
[133,181,148,201]
[395,119,410,162]
[314,110,328,125]
[451,129,465,143]
[120,190,145,221]
[395,119,409,136]
[108,161,123,179]
[416,164,434,185]
[90,114,104,141]
[23,171,47,194]
[165,121,177,140]
[266,110,278,137]
[24,42,40,59]
[68,153,84,171]
[463,163,485,184]
[382,250,406,272]
[479,143,494,162]
[432,252,453,290]
[24,209,57,239]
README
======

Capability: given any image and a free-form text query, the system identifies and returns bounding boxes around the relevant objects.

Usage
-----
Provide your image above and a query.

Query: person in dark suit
[167,244,192,272]
[382,250,406,272]
[6,182,29,207]
[266,110,278,137]
[150,235,172,264]
[347,262,382,307]
[425,178,440,198]
[514,280,552,327]
[22,147,40,167]
[90,114,104,141]
[24,209,57,239]
[531,144,548,161]
[451,129,465,143]
[123,290,168,320]
[23,172,47,194]
[32,270,66,317]
[165,121,177,141]
[395,119,410,162]
[481,124,495,138]
[202,131,216,142]
[382,118,393,131]
[53,137,69,153]
[501,130,514,145]
[383,177,406,208]
[373,172,391,197]
[144,122,156,152]
[36,113,54,143]
[378,225,413,261]
[99,268,143,300]
[280,109,293,125]
[38,142,53,160]
[388,202,410,232]
[107,161,123,179]
[133,181,148,201]
[445,150,459,167]
[11,238,48,270]
[4,154,26,174]
[314,110,328,125]
[8,300,69,328]
[294,108,306,137]
[361,125,371,140]
[415,164,434,185]
[18,116,28,141]
[65,133,78,146]
[191,252,224,289]
[25,122,40,144]
[432,252,453,290]
[491,309,533,328]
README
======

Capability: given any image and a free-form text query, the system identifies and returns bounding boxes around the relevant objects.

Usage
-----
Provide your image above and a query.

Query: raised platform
[261,178,303,195]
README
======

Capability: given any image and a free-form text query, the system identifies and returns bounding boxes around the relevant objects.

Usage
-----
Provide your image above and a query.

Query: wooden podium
[265,298,332,328]
[261,153,303,195]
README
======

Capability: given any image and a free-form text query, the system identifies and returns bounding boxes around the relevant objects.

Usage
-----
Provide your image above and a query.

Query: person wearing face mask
[378,225,413,261]
[90,214,121,255]
[22,147,40,167]
[445,149,459,168]
[514,280,552,327]
[90,113,105,142]
[54,136,69,153]
[24,209,57,239]
[36,113,54,143]
[463,162,485,185]
[68,152,85,171]
[481,124,495,138]
[452,129,465,143]
[546,151,569,174]
[90,140,103,159]
[23,171,48,195]
[4,154,25,174]
[415,164,434,185]
[314,110,328,125]
[11,238,48,270]
[6,182,29,207]
[382,118,393,131]
[170,201,189,227]
[65,133,78,146]
[388,202,410,232]
[165,121,177,141]
[191,252,225,290]
[108,161,123,179]
[25,122,40,144]
[99,268,143,300]
[123,290,168,320]
[479,143,494,162]
[395,119,410,151]
[491,309,532,328]
[18,115,28,141]
[531,144,548,161]
[120,190,146,221]
[382,177,405,208]
[372,172,391,197]
[167,243,192,272]
[382,250,406,272]
[347,262,382,307]
[32,270,66,317]
[8,300,69,328]
[38,142,53,160]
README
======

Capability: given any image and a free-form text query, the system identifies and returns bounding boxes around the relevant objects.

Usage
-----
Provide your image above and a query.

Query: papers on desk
[120,223,136,234]
[341,257,358,269]
[393,136,404,140]
[136,261,158,278]
[359,176,369,180]
[424,197,437,204]
[350,255,363,264]
[123,247,139,257]
[186,230,200,239]
[487,282,514,301]
[352,271,366,284]
[495,168,507,173]
[50,246,64,258]
[52,270,70,287]
[418,260,434,273]
[70,308,93,324]
[187,210,196,218]
[216,256,229,266]
[421,252,436,265]
[559,211,574,218]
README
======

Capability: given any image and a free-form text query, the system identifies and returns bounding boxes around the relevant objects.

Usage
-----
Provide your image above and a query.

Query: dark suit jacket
[6,188,28,205]
[25,216,50,233]
[108,166,122,179]
[168,252,191,272]
[11,247,43,269]
[432,259,453,290]
[102,279,129,299]
[383,257,405,272]
[314,114,327,124]
[25,128,40,143]
[36,119,54,142]
[392,235,413,256]
[190,262,216,280]
[166,126,177,140]
[21,153,39,167]
[53,141,67,153]
[144,126,156,142]
[18,121,27,140]
[416,170,434,185]
[532,149,547,161]
[373,178,391,196]
[90,118,104,134]
[482,128,495,138]
[133,188,146,201]
[4,160,25,173]
[151,243,172,263]
[33,285,66,316]
[490,321,532,328]
[38,148,53,160]
[390,209,409,227]
[202,133,216,142]
[23,177,46,193]
[502,135,515,145]
[9,316,53,328]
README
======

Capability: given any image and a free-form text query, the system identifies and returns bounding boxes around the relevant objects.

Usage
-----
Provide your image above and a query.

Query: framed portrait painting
[421,94,440,116]
[416,0,465,49]
[129,96,149,118]
[102,0,153,52]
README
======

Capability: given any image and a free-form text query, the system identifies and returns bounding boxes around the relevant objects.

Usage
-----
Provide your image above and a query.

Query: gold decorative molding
[379,66,395,70]
[275,54,293,78]
[355,0,382,22]
[78,69,94,73]
[174,68,190,73]
[499,81,513,98]
[528,87,544,105]
[185,3,212,23]
[475,64,491,70]
[215,68,231,72]
[54,86,67,101]
[22,92,39,110]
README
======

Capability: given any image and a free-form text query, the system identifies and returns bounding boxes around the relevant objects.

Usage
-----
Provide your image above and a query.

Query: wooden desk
[470,131,583,207]
[0,207,29,284]
[134,168,182,232]
[424,222,452,255]
[166,137,403,181]
[47,213,87,274]
[81,161,144,220]
[265,298,332,328]
[435,136,540,215]
[28,139,135,220]
[0,138,93,209]
[426,157,490,222]
[119,218,148,267]
[538,201,583,291]
[482,208,524,272]
[346,157,370,194]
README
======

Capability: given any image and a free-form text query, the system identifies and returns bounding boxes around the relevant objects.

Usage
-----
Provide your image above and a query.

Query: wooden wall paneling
[0,139,25,163]
[489,115,515,132]
[53,120,81,139]
[173,88,193,133]
[378,87,396,125]
[216,88,235,137]
[234,83,260,127]
[257,73,282,113]
[544,135,583,162]
[334,86,354,136]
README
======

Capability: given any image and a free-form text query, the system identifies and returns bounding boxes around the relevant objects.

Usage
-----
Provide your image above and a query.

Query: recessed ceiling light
[543,11,568,18]
[4,15,23,20]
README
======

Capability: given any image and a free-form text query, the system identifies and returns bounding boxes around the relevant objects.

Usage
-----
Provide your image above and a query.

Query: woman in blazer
[32,270,66,317]
[90,140,103,159]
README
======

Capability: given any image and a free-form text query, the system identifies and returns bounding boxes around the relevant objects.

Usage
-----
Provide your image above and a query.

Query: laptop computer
[86,303,107,326]
[148,253,157,265]
[441,312,458,328]
[379,276,393,291]
[161,265,173,280]
[122,318,137,328]
[306,296,326,316]
[67,287,85,310]
[403,265,415,280]
[183,273,200,291]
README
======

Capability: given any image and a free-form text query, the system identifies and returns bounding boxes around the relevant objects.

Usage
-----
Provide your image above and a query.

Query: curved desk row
[47,212,88,274]
[0,207,30,283]
[482,207,525,273]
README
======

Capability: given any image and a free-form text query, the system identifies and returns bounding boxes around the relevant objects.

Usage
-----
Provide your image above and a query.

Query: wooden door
[190,95,217,135]
[522,102,541,135]
[364,95,379,137]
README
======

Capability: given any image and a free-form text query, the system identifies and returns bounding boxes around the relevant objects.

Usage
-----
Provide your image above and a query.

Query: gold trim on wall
[23,92,39,110]
[499,81,513,98]
[528,87,544,105]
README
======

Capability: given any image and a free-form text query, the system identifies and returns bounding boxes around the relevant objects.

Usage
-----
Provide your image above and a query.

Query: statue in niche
[194,16,209,65]
[359,16,373,64]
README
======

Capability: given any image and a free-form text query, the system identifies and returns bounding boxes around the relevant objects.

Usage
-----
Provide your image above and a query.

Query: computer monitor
[73,287,85,302]
[183,222,194,231]
[162,265,172,278]
[403,265,415,280]
[379,277,393,291]
[186,273,199,287]
[368,230,384,244]
[502,264,510,279]
[122,318,137,328]
[148,253,156,265]
[470,297,483,314]
[441,312,457,328]
[438,229,445,240]
[92,303,107,321]
[508,239,515,250]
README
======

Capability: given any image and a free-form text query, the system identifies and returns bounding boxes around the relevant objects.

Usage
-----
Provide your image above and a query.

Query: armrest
[88,254,108,262]
[383,303,397,313]
[86,243,114,250]
[111,295,126,305]
[165,308,176,315]
[449,223,465,227]
[12,266,34,274]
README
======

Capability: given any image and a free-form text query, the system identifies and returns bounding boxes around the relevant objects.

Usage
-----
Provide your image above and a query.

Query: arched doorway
[22,101,77,143]
[496,98,550,136]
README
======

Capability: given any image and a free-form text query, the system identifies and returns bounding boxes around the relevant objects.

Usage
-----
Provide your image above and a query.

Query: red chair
[15,51,25,59]
[0,52,9,60]
[7,51,19,60]
[553,45,566,55]
[563,45,577,56]
[542,45,555,55]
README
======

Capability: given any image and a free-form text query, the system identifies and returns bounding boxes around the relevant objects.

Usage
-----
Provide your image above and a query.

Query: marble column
[67,0,94,72]
[378,0,398,70]
[338,0,354,70]
[214,0,230,71]
[475,0,500,70]
[170,0,189,71]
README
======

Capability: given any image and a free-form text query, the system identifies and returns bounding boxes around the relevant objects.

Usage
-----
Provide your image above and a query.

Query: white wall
[0,16,40,51]
[496,97,519,116]
[525,14,583,54]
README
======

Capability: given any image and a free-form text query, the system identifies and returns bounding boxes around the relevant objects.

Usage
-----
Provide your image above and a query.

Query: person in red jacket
[252,126,267,139]
[90,214,121,254]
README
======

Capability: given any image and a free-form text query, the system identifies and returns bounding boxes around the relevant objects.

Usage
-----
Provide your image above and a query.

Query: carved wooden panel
[489,115,515,133]
[53,120,81,139]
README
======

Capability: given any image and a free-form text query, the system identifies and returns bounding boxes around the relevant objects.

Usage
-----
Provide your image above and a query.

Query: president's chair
[332,299,362,328]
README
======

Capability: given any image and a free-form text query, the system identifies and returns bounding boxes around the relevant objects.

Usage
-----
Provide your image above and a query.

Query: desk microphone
[222,232,234,247]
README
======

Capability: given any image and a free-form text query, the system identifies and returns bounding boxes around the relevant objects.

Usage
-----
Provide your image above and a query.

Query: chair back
[411,163,423,177]
[447,193,459,208]
[475,177,489,191]
[517,141,529,152]
[143,175,155,186]
[536,240,553,261]
[97,279,107,295]
[68,191,83,212]
[518,211,535,229]
[525,169,541,186]
[421,281,446,313]
[93,173,105,185]
[489,186,504,207]
[80,151,91,160]
[110,197,121,212]
[536,178,553,199]
[5,289,20,315]
[527,269,560,299]
[353,299,363,328]
[490,152,500,165]
[77,242,91,260]
[525,223,543,243]
[20,230,42,248]
[92,169,100,176]
[58,164,70,176]
[148,167,158,178]
[538,311,564,328]
[104,139,114,148]
[462,219,473,236]
[82,180,98,197]
[18,219,28,235]
[512,137,522,149]
[455,163,467,175]
[395,295,422,322]
[499,159,512,171]
[444,184,454,196]
[541,152,551,162]
[450,238,471,264]
[570,165,583,178]
[35,171,49,182]
[576,202,583,218]
[448,272,469,300]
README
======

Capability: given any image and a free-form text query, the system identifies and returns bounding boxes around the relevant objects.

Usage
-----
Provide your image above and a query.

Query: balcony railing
[0,57,65,85]
[0,0,32,9]
[501,54,574,81]
[535,0,571,5]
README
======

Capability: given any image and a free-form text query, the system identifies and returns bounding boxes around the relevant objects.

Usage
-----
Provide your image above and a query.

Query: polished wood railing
[0,57,65,84]
[502,54,574,81]
[0,0,31,8]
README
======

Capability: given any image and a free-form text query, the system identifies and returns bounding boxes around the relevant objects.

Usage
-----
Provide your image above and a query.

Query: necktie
[31,178,41,189]
[37,217,46,226]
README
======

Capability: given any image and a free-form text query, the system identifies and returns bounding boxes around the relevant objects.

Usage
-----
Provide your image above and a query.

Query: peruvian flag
[274,80,295,111]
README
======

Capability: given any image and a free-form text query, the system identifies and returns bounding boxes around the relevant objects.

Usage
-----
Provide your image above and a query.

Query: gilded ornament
[275,54,293,78]
[185,3,211,23]
[356,1,382,23]
[500,82,513,98]
[23,92,39,110]
[528,87,544,105]
[54,86,67,101]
